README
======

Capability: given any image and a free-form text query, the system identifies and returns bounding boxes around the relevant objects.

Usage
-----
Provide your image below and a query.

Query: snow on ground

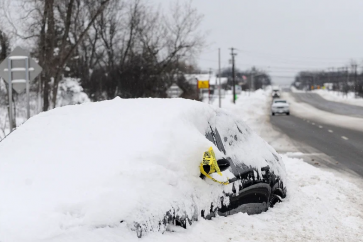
[291,86,363,107]
[313,89,363,107]
[1,89,363,242]
[17,155,362,242]
[282,91,363,133]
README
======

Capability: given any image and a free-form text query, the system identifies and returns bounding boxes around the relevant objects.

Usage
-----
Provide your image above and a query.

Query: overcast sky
[154,0,363,85]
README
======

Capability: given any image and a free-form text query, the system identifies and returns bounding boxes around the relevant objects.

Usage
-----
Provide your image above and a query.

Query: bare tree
[0,0,206,106]
[0,0,112,110]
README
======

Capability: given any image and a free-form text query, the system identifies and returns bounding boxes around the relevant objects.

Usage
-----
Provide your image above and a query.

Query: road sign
[0,46,43,132]
[198,80,209,89]
[166,84,183,98]
[0,46,42,93]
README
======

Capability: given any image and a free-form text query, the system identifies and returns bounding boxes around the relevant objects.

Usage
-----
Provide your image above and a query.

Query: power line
[197,58,343,70]
[234,48,362,61]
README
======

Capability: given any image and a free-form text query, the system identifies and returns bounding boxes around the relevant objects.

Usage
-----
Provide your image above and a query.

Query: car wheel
[271,112,275,116]
[286,112,290,115]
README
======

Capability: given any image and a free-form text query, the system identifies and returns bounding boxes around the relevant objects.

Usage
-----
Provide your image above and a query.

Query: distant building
[184,74,228,93]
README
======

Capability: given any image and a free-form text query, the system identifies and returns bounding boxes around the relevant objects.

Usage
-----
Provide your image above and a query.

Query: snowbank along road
[290,91,363,118]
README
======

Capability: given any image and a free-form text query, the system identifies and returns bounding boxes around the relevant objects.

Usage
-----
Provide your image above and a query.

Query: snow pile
[0,98,284,242]
[313,89,363,107]
[4,156,360,242]
[210,89,273,136]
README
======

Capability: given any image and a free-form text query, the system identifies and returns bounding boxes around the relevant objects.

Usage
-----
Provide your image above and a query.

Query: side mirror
[217,158,230,172]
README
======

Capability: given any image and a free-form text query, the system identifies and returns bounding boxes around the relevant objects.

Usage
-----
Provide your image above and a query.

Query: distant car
[272,86,281,98]
[271,99,290,116]
[272,91,281,98]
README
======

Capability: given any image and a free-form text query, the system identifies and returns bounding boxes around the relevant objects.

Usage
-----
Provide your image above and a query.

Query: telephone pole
[251,69,254,92]
[218,48,221,108]
[230,48,237,103]
[352,63,358,98]
[208,68,212,103]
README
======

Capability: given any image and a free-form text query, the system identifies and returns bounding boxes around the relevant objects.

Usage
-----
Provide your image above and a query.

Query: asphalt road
[271,114,363,177]
[290,92,363,118]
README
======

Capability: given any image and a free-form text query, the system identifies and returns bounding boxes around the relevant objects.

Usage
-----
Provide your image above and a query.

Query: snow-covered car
[0,98,287,241]
[271,99,290,116]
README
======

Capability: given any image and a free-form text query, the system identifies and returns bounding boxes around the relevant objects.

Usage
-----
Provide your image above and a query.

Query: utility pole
[218,48,221,108]
[251,69,254,92]
[352,64,357,98]
[230,48,237,103]
[346,66,349,97]
[208,68,212,103]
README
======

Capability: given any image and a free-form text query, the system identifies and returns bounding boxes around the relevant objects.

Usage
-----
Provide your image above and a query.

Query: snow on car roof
[0,98,285,241]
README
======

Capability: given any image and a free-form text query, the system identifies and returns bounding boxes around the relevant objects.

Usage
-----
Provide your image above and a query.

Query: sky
[154,0,363,86]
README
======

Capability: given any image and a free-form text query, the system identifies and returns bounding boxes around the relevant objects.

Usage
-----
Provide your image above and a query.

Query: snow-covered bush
[57,77,90,107]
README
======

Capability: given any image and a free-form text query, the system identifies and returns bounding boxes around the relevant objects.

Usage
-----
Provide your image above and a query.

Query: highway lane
[290,92,363,118]
[270,114,363,177]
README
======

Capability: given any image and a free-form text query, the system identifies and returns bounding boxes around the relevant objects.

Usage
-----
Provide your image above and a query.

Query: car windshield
[274,100,286,103]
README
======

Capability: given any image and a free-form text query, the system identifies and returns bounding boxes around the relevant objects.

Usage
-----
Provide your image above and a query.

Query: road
[271,114,363,177]
[290,92,363,118]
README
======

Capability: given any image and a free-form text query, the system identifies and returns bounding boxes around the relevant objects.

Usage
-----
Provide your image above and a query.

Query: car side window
[205,123,226,155]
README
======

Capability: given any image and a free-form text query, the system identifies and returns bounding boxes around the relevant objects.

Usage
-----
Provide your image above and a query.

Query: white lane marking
[341,136,348,140]
[319,125,323,128]
[312,122,315,125]
[328,130,333,133]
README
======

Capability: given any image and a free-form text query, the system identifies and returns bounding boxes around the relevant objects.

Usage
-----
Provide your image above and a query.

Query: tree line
[0,0,204,111]
[293,64,363,96]
[220,67,271,90]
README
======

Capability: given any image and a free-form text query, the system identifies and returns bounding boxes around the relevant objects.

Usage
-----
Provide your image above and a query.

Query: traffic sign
[198,80,209,89]
[0,46,42,93]
[166,84,183,98]
[0,46,43,132]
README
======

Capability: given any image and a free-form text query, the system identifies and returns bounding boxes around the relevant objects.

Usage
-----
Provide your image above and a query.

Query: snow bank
[313,89,363,107]
[210,89,273,135]
[0,97,285,242]
[283,91,363,132]
[10,155,361,242]
[291,86,363,107]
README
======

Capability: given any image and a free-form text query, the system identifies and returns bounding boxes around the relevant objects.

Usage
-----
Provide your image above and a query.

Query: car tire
[272,112,275,116]
[286,112,290,115]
